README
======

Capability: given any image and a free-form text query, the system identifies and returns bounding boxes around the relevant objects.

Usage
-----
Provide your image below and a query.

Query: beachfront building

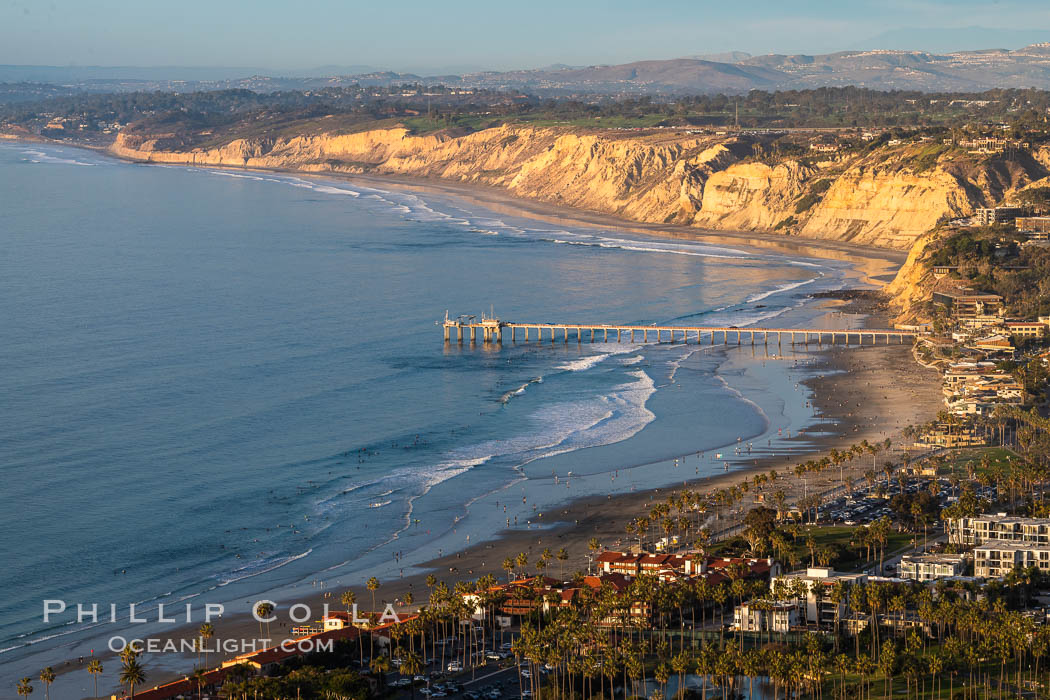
[594,551,699,578]
[974,542,1050,577]
[974,206,1025,225]
[971,334,1015,357]
[916,423,987,448]
[594,549,778,581]
[943,362,1006,389]
[898,553,967,581]
[771,567,866,628]
[1016,216,1050,240]
[943,368,1023,415]
[733,600,801,633]
[1004,321,1047,339]
[932,290,1004,319]
[948,513,1050,546]
[462,576,561,618]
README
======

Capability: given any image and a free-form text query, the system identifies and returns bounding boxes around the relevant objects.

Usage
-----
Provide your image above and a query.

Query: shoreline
[2,139,941,698]
[3,137,906,287]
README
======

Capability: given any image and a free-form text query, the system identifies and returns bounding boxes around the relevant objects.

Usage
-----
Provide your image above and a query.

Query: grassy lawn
[836,655,1029,699]
[938,446,1018,477]
[400,114,496,134]
[505,113,671,129]
[803,526,916,573]
[710,525,917,573]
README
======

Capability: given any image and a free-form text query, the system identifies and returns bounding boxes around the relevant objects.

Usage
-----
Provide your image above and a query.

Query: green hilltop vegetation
[8,85,1050,147]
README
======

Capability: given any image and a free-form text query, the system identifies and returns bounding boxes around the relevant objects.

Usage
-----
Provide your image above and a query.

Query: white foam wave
[746,275,821,303]
[216,548,313,586]
[21,149,96,166]
[500,377,543,404]
[555,353,612,372]
[544,237,754,262]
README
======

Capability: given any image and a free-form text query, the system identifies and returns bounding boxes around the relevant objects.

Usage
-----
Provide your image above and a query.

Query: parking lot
[383,635,537,700]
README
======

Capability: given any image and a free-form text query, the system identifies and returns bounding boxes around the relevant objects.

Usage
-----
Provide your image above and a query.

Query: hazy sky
[3,0,1050,73]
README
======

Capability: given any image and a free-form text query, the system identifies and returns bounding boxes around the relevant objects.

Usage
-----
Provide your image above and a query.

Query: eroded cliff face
[110,125,1044,253]
[798,168,972,249]
[884,231,943,323]
[692,161,813,231]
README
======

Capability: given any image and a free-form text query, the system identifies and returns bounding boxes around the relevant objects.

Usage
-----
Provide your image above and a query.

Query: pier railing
[441,318,917,346]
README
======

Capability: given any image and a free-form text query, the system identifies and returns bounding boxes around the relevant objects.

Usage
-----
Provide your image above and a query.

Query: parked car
[447,661,463,672]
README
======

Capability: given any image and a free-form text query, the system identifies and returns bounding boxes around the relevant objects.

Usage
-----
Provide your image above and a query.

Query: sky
[2,0,1050,74]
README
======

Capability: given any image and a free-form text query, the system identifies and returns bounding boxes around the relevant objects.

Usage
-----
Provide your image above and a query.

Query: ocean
[0,142,854,694]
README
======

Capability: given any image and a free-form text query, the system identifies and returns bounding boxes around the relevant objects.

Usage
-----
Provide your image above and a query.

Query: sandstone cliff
[110,124,1046,253]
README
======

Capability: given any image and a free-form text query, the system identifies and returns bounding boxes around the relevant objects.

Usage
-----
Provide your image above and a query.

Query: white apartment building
[974,542,1050,577]
[948,514,1050,546]
[733,600,800,633]
[898,553,966,581]
[771,568,867,627]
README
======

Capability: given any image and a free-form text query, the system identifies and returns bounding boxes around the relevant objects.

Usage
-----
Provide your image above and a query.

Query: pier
[440,314,917,347]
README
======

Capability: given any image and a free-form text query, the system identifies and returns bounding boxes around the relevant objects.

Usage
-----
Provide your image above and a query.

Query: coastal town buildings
[771,567,866,627]
[1005,321,1047,339]
[898,553,967,581]
[974,206,1025,225]
[974,542,1050,577]
[970,334,1015,358]
[932,290,1004,318]
[1016,216,1050,239]
[733,600,800,632]
[948,513,1050,546]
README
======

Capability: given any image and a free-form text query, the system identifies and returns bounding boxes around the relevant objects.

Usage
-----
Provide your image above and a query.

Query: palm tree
[118,643,139,666]
[191,668,207,699]
[119,658,146,699]
[254,601,274,641]
[342,590,365,665]
[37,668,54,700]
[87,659,103,698]
[341,589,357,617]
[400,650,423,700]
[370,654,392,687]
[367,576,381,658]
[199,622,215,669]
[16,677,32,699]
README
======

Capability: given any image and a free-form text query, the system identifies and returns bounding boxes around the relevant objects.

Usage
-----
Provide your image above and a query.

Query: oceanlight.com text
[108,636,335,655]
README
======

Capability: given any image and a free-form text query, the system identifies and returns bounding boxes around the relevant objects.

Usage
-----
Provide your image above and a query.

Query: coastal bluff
[111,124,1045,252]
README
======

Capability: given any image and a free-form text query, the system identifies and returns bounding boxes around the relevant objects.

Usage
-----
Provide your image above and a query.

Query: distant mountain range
[455,43,1050,94]
[7,42,1050,95]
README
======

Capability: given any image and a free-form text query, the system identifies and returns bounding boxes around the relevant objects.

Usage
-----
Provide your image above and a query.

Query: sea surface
[0,143,857,694]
